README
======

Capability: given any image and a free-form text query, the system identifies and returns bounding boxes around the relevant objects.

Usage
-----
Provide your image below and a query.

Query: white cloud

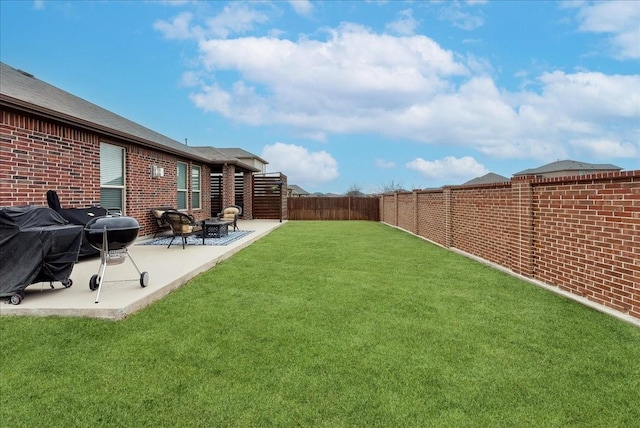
[375,158,396,169]
[33,0,45,10]
[574,1,640,59]
[162,16,638,166]
[289,0,313,17]
[406,156,489,182]
[194,24,467,127]
[261,142,339,185]
[154,12,200,40]
[535,71,640,120]
[154,3,269,40]
[438,3,484,31]
[386,9,419,36]
[569,138,639,159]
[205,3,269,38]
[158,0,193,5]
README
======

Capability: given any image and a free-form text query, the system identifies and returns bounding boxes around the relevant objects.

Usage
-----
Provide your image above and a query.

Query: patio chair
[150,207,176,237]
[162,211,203,249]
[217,205,241,231]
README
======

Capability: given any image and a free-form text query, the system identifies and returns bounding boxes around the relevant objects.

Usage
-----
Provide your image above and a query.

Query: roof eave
[1,94,213,164]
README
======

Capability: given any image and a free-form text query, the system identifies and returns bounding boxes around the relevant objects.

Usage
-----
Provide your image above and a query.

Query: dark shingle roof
[216,148,268,165]
[288,184,309,195]
[0,62,258,171]
[462,173,510,185]
[513,160,622,176]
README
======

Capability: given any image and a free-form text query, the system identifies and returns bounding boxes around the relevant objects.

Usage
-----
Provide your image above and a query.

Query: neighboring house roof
[288,184,309,196]
[513,160,622,176]
[462,173,510,185]
[216,148,269,166]
[0,62,258,172]
[312,192,343,197]
[191,147,267,164]
[191,146,234,162]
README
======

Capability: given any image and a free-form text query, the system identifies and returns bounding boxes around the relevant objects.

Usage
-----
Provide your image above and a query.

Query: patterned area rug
[140,230,254,246]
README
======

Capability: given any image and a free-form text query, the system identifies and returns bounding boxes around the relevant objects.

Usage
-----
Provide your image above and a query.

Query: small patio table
[201,218,233,243]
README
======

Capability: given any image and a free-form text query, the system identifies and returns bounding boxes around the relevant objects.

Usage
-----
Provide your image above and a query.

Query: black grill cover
[0,206,83,298]
[46,191,108,257]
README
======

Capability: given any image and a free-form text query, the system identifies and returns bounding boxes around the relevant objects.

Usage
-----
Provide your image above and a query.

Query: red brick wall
[380,171,640,320]
[416,190,447,246]
[532,173,639,316]
[1,110,101,206]
[397,192,415,233]
[1,109,211,236]
[451,183,513,269]
[381,194,396,225]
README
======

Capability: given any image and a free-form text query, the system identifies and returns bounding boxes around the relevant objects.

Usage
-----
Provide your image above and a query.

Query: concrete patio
[0,220,285,320]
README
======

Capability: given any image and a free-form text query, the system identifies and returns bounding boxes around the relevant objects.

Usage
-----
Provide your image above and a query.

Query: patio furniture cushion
[150,207,175,237]
[178,224,197,233]
[161,211,202,249]
[217,205,240,231]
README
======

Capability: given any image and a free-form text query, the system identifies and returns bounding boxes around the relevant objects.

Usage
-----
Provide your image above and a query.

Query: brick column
[510,175,534,277]
[412,190,418,234]
[242,172,253,219]
[222,164,235,208]
[394,193,399,226]
[443,186,452,248]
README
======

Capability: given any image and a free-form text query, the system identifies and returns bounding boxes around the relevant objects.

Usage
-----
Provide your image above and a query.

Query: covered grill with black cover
[46,190,110,257]
[0,206,83,304]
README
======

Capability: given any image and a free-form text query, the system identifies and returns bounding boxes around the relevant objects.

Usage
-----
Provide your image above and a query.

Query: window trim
[100,142,125,213]
[191,165,201,211]
[177,161,188,210]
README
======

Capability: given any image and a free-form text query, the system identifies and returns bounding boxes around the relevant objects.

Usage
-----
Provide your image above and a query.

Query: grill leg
[95,229,109,304]
[127,251,142,275]
[94,257,107,304]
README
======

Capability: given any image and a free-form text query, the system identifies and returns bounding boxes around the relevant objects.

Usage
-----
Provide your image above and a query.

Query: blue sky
[1,0,639,194]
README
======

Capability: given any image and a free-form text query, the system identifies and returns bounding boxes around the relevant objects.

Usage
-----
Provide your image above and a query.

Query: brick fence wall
[380,171,640,321]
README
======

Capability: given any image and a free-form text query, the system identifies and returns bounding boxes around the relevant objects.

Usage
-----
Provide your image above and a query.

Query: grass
[1,221,639,427]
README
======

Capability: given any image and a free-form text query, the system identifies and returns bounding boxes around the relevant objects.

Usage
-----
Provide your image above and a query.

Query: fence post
[510,175,534,277]
[413,190,419,235]
[394,192,399,226]
[444,186,452,248]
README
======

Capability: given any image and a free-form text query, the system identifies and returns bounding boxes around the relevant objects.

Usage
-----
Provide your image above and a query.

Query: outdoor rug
[140,230,254,247]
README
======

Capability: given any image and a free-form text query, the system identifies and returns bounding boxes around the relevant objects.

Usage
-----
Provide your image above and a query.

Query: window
[177,162,188,210]
[100,142,125,212]
[191,165,201,210]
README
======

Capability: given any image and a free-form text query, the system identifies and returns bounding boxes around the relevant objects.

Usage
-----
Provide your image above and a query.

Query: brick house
[0,62,262,236]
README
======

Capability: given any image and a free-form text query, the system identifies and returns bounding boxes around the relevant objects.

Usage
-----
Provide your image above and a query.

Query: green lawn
[1,221,638,427]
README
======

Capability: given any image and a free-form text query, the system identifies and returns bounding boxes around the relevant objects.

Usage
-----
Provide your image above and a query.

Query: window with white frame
[177,162,188,210]
[191,165,201,210]
[100,142,125,212]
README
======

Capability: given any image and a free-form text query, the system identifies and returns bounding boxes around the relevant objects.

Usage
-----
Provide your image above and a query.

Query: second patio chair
[217,205,241,231]
[162,211,202,249]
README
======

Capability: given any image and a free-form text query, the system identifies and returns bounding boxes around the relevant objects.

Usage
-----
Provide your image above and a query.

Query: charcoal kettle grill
[84,215,149,303]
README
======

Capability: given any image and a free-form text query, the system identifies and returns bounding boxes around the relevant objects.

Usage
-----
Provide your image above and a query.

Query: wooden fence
[288,197,380,221]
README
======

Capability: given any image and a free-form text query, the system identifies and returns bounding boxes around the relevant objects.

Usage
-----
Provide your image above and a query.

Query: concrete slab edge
[1,224,284,321]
